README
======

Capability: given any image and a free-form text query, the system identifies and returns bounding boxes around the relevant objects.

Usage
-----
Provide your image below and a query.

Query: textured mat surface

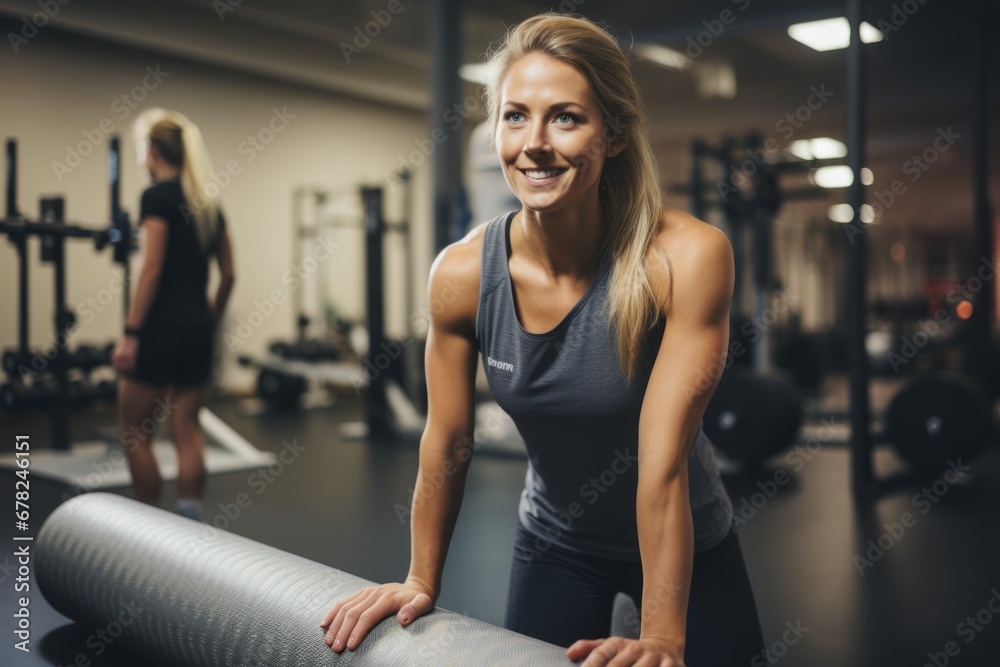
[36,493,573,666]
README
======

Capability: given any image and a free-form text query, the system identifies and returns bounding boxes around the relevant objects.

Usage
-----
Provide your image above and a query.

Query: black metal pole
[5,139,15,217]
[7,139,29,356]
[969,17,993,393]
[430,0,462,253]
[41,197,70,452]
[108,136,131,321]
[110,136,121,220]
[363,186,389,436]
[749,133,775,372]
[691,139,706,221]
[845,0,873,497]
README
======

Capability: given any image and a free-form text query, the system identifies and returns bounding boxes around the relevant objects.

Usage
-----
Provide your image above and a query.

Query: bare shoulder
[427,220,490,333]
[646,207,734,314]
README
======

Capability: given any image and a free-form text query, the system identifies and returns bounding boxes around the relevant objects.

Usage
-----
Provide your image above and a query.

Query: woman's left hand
[112,337,139,375]
[566,637,686,667]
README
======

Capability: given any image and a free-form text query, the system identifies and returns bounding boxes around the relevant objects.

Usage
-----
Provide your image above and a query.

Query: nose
[523,119,550,156]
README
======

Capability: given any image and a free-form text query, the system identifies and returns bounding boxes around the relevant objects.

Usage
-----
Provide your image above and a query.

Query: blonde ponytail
[134,107,221,254]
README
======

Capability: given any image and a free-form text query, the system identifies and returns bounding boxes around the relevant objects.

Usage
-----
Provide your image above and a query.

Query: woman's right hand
[320,580,436,653]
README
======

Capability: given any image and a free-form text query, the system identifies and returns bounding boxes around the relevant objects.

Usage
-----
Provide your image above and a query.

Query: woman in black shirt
[112,109,235,521]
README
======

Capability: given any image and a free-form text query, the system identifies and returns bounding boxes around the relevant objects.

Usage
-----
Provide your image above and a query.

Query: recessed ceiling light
[459,63,491,85]
[813,165,854,188]
[635,43,693,71]
[828,203,854,223]
[788,17,884,52]
[789,137,847,160]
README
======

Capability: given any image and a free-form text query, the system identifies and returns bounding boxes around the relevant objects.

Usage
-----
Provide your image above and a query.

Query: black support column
[430,0,462,254]
[969,17,994,393]
[845,0,873,498]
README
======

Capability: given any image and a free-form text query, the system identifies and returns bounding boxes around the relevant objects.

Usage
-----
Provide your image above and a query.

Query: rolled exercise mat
[36,493,573,666]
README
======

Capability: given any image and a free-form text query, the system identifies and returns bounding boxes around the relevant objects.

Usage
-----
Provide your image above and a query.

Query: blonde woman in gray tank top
[322,14,764,667]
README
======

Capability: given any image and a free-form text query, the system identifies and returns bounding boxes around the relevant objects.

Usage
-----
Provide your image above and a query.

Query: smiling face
[496,51,620,213]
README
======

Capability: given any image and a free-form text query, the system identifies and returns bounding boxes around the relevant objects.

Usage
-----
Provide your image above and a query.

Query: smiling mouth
[520,168,568,181]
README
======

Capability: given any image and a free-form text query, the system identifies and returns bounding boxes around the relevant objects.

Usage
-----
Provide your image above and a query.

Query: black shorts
[129,318,215,388]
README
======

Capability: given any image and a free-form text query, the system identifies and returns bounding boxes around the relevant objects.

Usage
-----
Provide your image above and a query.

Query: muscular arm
[124,218,168,331]
[404,237,481,600]
[635,221,735,658]
[320,230,484,653]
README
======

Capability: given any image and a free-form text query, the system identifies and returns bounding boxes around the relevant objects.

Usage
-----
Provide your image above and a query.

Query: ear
[607,138,626,158]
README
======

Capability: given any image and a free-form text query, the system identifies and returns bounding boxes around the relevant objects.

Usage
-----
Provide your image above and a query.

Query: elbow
[221,272,236,287]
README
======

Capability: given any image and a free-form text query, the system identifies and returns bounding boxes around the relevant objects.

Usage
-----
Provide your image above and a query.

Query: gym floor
[1,373,998,667]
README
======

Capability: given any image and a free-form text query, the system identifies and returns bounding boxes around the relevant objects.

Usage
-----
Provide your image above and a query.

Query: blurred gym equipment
[685,132,821,467]
[0,136,275,486]
[0,138,133,445]
[842,4,995,496]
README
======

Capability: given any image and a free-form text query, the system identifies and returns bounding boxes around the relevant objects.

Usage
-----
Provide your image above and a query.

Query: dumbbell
[1,378,59,411]
[66,378,117,404]
[238,355,308,409]
[68,344,116,372]
[2,348,37,376]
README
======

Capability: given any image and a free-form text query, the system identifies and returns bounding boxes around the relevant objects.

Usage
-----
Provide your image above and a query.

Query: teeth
[524,169,564,179]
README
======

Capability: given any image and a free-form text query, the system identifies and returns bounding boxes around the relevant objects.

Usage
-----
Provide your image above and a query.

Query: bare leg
[119,377,168,504]
[167,384,208,501]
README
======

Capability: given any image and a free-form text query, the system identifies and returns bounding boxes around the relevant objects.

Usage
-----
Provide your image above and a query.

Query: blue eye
[504,111,524,122]
[556,113,577,124]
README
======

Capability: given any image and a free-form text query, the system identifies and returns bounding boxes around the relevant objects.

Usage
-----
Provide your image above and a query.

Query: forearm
[125,267,162,331]
[406,436,471,601]
[636,469,693,659]
[212,276,235,319]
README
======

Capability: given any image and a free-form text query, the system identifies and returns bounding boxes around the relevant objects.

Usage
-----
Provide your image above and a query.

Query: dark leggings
[503,521,765,665]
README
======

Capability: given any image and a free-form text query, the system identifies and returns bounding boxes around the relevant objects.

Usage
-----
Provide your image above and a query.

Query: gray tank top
[476,211,734,559]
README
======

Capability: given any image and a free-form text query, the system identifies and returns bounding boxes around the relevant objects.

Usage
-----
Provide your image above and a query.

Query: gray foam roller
[36,493,572,666]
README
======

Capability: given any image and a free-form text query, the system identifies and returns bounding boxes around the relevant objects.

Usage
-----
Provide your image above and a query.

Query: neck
[152,164,181,182]
[515,192,604,279]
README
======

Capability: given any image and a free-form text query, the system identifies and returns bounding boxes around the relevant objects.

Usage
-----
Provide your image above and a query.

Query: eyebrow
[501,101,587,111]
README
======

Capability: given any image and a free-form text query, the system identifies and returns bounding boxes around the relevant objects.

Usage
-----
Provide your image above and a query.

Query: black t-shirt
[139,180,225,327]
